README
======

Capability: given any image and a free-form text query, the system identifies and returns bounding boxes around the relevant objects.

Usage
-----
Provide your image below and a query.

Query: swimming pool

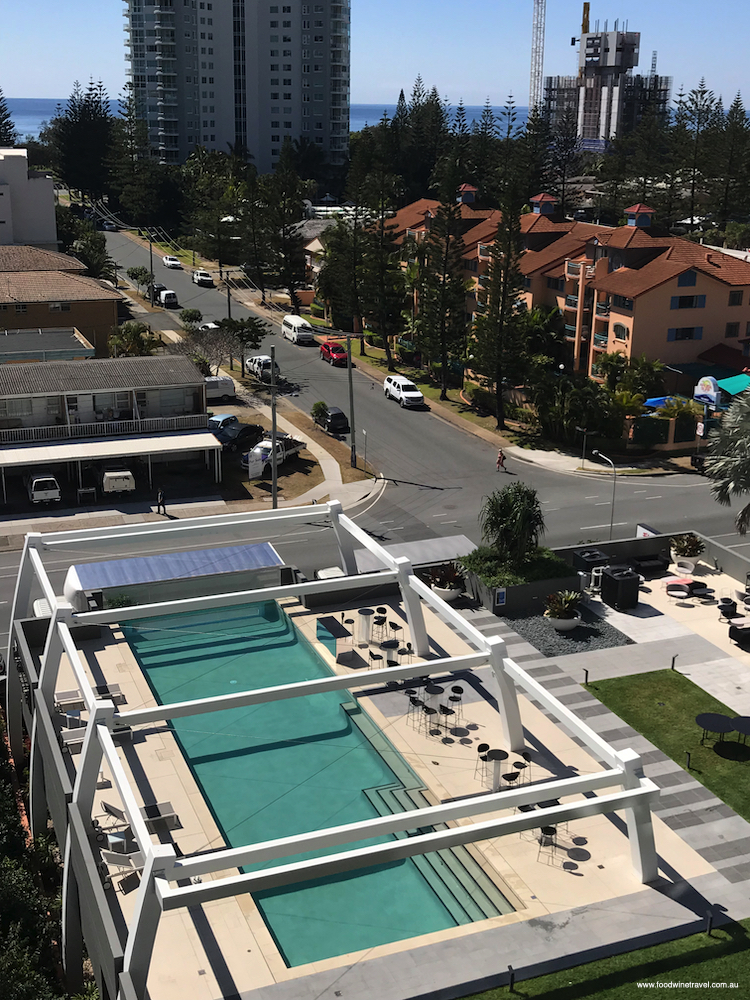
[124,601,512,966]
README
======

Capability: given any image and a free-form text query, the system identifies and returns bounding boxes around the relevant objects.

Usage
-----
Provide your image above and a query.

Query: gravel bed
[500,605,633,658]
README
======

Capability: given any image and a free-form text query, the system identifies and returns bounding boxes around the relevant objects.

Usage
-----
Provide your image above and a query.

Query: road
[106,231,740,549]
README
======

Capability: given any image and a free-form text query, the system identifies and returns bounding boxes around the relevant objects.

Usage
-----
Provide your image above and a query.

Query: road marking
[547,508,560,511]
[585,496,599,499]
[381,519,395,523]
[391,526,405,531]
[633,490,647,493]
[645,496,662,500]
[579,522,628,530]
[439,520,459,524]
[594,502,609,506]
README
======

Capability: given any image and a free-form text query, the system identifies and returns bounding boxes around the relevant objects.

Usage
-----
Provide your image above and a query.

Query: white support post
[5,537,39,764]
[122,844,176,998]
[38,611,71,708]
[30,616,69,837]
[72,703,114,821]
[61,836,84,995]
[485,640,523,752]
[328,499,358,575]
[28,728,47,838]
[618,748,659,884]
[394,557,429,657]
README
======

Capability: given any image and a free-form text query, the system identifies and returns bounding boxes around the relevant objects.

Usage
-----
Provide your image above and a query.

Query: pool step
[363,783,509,924]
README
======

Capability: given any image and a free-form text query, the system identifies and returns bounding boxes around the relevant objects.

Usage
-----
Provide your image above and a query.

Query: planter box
[464,570,581,616]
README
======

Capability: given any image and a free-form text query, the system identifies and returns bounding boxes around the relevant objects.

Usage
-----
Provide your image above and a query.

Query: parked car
[246,355,280,382]
[208,413,239,432]
[320,341,348,366]
[281,314,315,344]
[199,321,221,332]
[163,255,182,269]
[159,289,178,308]
[24,470,62,504]
[241,433,305,477]
[204,376,236,403]
[148,282,167,300]
[101,220,117,231]
[314,405,350,435]
[192,269,214,286]
[383,374,425,408]
[216,422,265,453]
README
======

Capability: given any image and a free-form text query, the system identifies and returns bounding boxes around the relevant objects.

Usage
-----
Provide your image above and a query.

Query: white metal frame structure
[5,502,660,1000]
[530,0,547,109]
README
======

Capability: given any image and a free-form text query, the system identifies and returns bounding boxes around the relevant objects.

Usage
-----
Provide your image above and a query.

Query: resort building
[5,504,668,1000]
[122,0,350,172]
[0,149,57,250]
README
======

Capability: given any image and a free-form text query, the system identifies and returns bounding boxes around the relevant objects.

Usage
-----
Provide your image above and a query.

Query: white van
[25,470,62,504]
[246,355,281,381]
[205,375,236,403]
[281,315,315,344]
[159,289,178,308]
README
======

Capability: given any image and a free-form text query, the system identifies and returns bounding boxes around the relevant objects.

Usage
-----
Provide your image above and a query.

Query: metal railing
[593,332,609,348]
[566,261,581,275]
[565,295,579,308]
[0,413,208,445]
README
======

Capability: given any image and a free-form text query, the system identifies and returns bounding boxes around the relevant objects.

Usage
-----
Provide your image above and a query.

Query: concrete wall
[0,150,57,248]
[464,570,581,615]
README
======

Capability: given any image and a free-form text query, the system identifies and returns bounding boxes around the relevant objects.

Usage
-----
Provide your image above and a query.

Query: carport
[0,430,222,504]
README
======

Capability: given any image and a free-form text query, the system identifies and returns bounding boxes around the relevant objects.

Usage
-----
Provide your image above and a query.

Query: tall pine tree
[0,87,19,146]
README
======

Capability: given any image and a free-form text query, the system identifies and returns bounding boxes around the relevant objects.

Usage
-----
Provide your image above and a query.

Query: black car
[216,422,265,452]
[147,282,167,300]
[314,406,350,435]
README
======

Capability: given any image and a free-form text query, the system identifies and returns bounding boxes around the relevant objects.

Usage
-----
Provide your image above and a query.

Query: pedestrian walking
[496,448,507,473]
[156,488,167,515]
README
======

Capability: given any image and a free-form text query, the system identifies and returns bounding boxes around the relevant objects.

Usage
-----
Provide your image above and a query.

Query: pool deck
[55,584,733,1000]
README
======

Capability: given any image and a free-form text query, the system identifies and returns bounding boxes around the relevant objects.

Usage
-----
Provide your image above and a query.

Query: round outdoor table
[731,716,750,744]
[356,608,374,646]
[696,712,735,743]
[380,639,400,666]
[486,748,509,791]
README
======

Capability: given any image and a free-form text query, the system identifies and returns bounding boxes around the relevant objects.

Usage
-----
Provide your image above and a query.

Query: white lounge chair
[100,848,144,874]
[54,689,86,712]
[60,729,86,754]
[100,799,179,832]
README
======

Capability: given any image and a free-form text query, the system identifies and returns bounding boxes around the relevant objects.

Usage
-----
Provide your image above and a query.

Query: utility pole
[576,426,589,470]
[148,229,154,306]
[226,272,232,320]
[270,343,278,509]
[347,335,357,468]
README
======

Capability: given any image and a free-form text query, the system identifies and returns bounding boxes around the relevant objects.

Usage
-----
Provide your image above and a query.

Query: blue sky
[1,0,748,107]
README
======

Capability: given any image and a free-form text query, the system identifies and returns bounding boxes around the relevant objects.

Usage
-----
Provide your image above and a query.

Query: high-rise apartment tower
[544,11,671,151]
[123,0,350,172]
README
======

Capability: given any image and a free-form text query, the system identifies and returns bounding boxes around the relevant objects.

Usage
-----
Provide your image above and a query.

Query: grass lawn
[461,919,750,1000]
[586,669,750,823]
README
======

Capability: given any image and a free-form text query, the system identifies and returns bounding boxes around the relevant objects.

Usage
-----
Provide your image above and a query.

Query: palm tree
[479,482,546,566]
[597,350,628,391]
[706,392,750,533]
[109,321,157,357]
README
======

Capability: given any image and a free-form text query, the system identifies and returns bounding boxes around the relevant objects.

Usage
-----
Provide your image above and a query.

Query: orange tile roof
[0,246,86,272]
[591,239,750,296]
[0,272,123,304]
[592,258,688,297]
[519,232,590,276]
[520,213,574,234]
[698,344,749,371]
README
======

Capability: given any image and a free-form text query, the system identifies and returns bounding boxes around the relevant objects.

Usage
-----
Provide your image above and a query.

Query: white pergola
[5,502,660,1000]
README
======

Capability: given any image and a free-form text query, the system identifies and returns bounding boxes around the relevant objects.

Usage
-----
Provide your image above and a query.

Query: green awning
[717,374,750,396]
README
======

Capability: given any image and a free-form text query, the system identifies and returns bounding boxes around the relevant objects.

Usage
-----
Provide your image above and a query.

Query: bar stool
[449,685,464,726]
[474,743,490,781]
[368,650,383,669]
[503,771,520,790]
[372,615,387,642]
[537,826,558,863]
[406,694,423,726]
[512,760,528,784]
[423,706,440,737]
[438,703,455,730]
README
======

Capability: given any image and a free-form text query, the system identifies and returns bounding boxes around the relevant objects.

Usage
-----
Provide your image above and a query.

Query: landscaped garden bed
[502,604,633,658]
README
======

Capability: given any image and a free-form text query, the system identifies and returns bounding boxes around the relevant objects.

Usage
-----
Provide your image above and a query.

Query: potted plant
[670,533,705,563]
[427,563,464,602]
[544,590,583,631]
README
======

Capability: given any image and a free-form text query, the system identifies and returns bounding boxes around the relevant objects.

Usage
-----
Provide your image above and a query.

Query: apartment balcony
[564,324,576,339]
[566,261,581,277]
[596,302,611,316]
[565,295,579,309]
[0,414,208,447]
[593,332,609,348]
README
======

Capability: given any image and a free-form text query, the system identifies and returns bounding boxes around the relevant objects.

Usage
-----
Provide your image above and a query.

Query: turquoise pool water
[124,602,508,966]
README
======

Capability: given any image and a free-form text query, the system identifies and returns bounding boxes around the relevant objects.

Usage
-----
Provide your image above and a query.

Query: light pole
[347,336,357,468]
[592,449,616,540]
[576,425,589,470]
[148,228,154,306]
[363,429,367,475]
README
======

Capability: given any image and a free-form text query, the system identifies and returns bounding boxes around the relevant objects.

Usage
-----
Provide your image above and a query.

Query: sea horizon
[7,97,530,142]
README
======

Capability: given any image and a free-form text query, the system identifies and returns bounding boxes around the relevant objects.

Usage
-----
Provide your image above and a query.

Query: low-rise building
[0,327,95,364]
[0,148,57,249]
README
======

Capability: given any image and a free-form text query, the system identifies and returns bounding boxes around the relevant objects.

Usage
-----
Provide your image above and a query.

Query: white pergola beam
[117,651,489,726]
[38,504,334,548]
[504,657,621,769]
[28,545,59,612]
[410,575,493,653]
[337,511,401,569]
[96,725,153,850]
[58,621,96,713]
[73,569,398,625]
[158,781,660,909]
[171,768,627,879]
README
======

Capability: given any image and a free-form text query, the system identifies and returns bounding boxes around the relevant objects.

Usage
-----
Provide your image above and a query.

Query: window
[0,398,32,418]
[523,276,531,289]
[726,322,740,338]
[284,121,292,128]
[612,294,633,310]
[613,323,628,341]
[672,294,706,309]
[667,327,703,341]
[729,290,743,306]
[15,304,27,314]
[48,302,71,313]
[546,276,563,291]
[270,20,278,26]
[677,270,697,287]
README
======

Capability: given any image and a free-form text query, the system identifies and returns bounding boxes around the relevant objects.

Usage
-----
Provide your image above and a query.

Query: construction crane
[529,0,546,110]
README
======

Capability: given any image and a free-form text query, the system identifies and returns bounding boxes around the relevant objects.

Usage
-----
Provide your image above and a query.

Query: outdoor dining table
[731,717,750,744]
[486,748,509,791]
[379,639,400,662]
[696,712,735,743]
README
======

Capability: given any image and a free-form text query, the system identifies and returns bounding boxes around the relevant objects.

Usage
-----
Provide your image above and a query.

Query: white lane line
[594,502,609,506]
[439,520,459,524]
[547,508,560,511]
[585,496,599,499]
[645,496,662,500]
[391,527,406,531]
[633,490,647,494]
[580,522,628,530]
[381,519,395,523]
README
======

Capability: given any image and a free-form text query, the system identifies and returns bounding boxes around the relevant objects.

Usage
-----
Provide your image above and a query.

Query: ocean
[7,98,529,141]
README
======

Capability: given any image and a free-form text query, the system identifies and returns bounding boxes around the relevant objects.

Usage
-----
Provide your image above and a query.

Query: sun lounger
[60,729,86,753]
[54,689,86,711]
[100,848,144,874]
[100,799,179,832]
[94,683,126,705]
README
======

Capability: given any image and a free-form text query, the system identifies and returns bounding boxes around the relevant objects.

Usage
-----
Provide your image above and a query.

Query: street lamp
[592,449,616,540]
[575,425,588,470]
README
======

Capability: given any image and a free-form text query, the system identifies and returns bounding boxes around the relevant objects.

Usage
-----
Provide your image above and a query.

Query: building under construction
[544,3,671,150]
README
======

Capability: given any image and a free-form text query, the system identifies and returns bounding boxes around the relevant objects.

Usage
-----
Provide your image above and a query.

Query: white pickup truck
[25,470,62,504]
[241,433,305,479]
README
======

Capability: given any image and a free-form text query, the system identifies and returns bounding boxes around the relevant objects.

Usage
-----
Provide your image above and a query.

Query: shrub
[459,546,572,588]
[366,334,384,348]
[426,563,464,589]
[311,401,329,424]
[670,533,705,558]
[544,590,582,620]
[310,302,324,318]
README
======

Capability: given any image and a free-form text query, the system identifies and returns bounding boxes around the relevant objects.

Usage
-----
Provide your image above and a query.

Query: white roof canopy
[0,430,220,469]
